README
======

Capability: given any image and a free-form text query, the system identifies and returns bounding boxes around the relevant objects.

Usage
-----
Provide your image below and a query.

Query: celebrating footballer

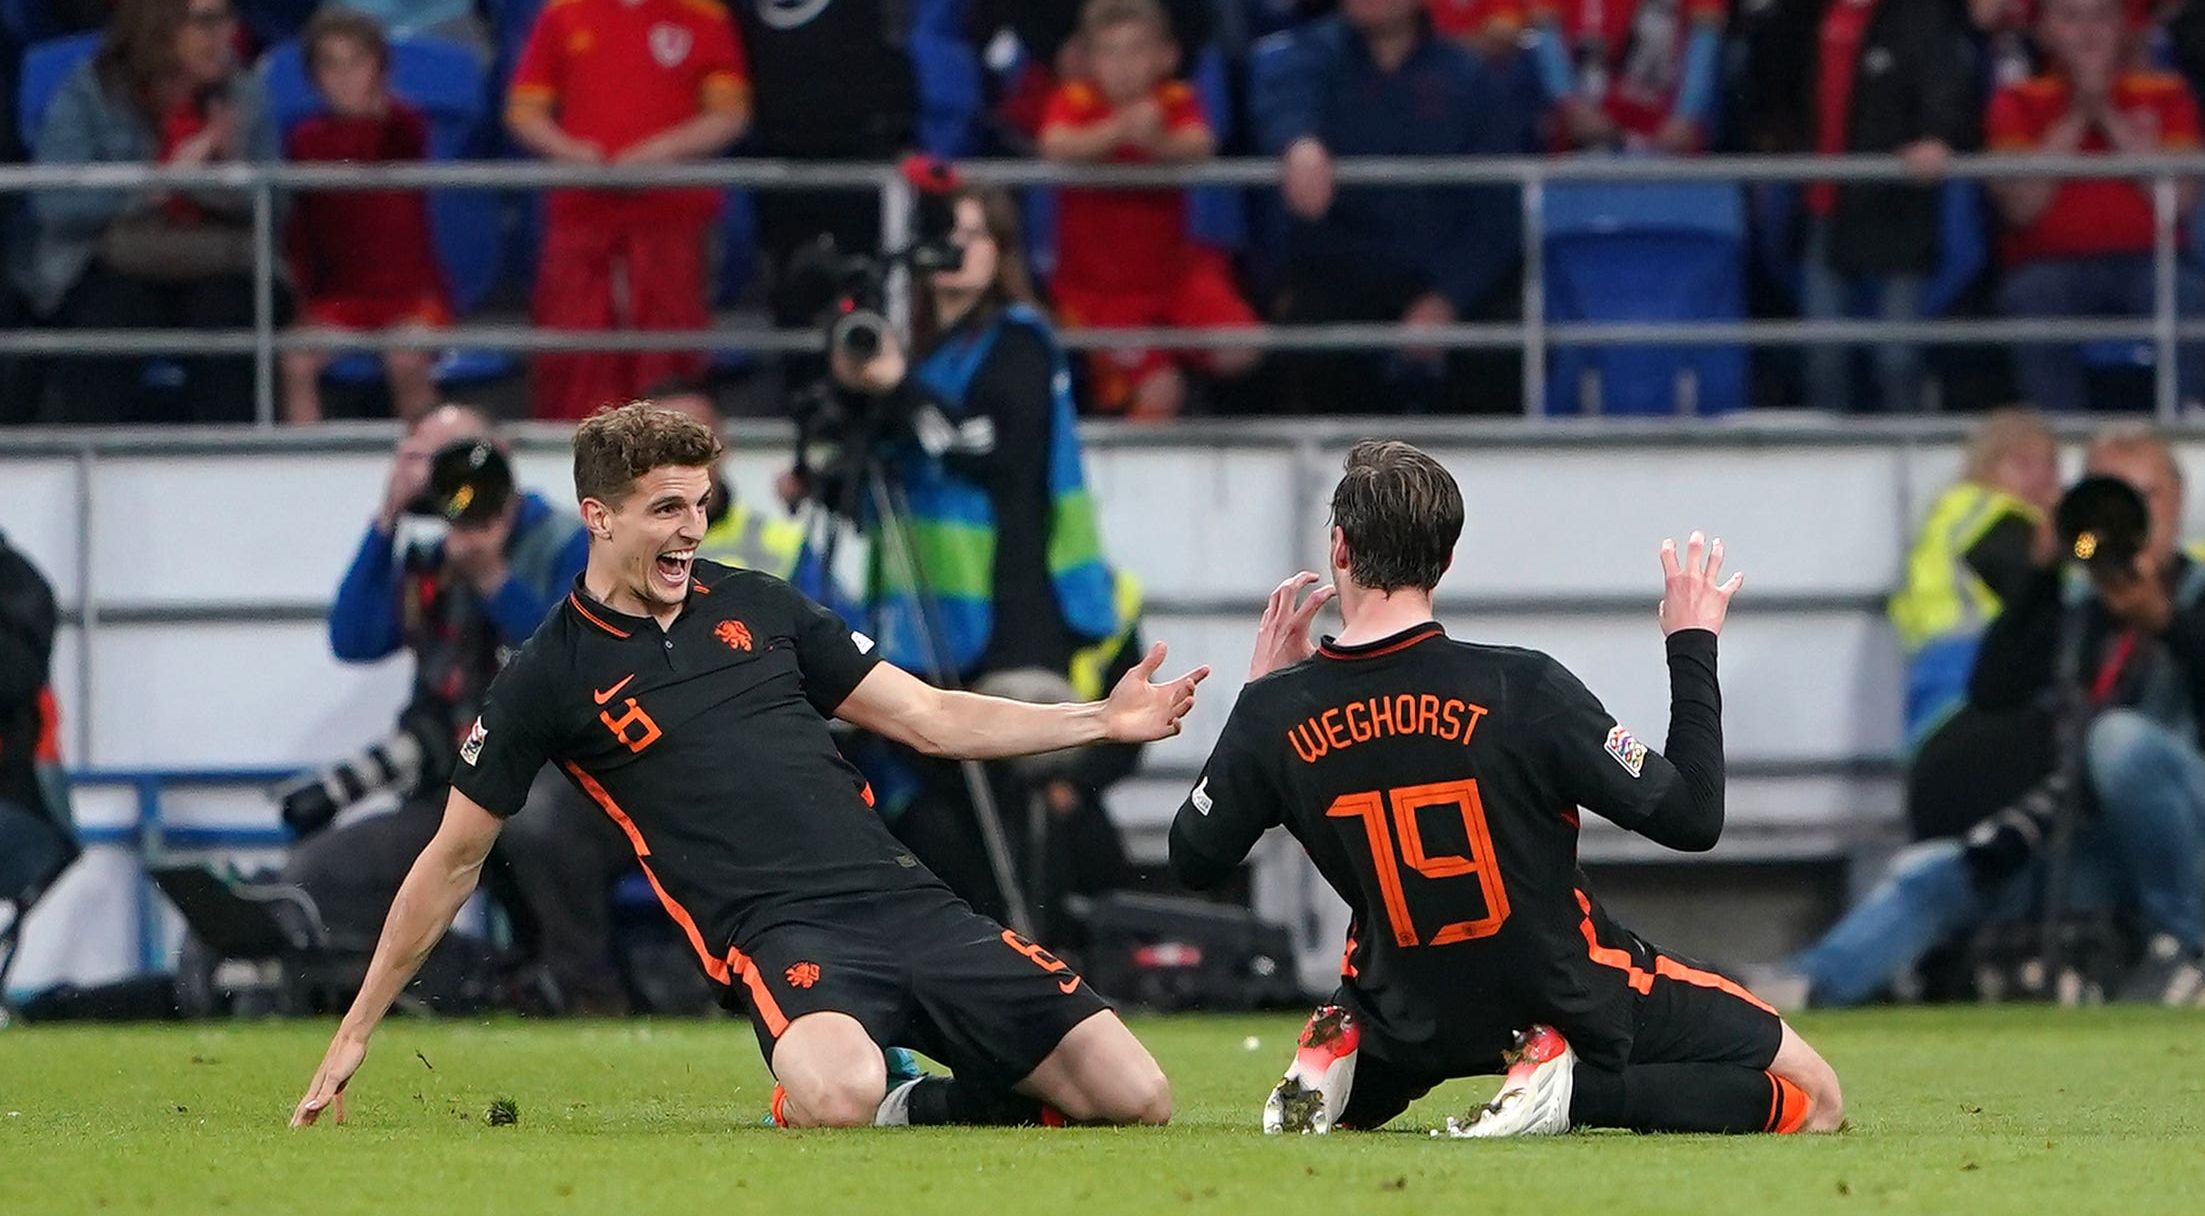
[293,402,1209,1130]
[1172,440,1845,1137]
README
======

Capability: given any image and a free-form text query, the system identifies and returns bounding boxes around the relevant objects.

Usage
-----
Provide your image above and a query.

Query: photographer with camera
[788,181,1136,937]
[802,183,1122,685]
[287,404,633,1013]
[1771,425,2205,1009]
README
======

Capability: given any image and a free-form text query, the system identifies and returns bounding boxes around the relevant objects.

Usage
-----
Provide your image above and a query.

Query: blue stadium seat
[1543,181,1747,415]
[1185,45,1245,252]
[17,33,100,152]
[263,35,513,386]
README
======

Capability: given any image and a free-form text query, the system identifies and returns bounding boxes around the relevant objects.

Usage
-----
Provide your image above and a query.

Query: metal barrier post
[252,181,277,427]
[72,445,96,764]
[1521,175,1546,418]
[2155,173,2180,422]
[882,170,915,342]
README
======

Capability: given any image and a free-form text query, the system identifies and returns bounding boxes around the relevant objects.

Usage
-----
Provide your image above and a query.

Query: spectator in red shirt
[1991,0,2205,412]
[505,0,751,421]
[279,9,449,425]
[1040,0,1258,419]
[1528,0,1726,154]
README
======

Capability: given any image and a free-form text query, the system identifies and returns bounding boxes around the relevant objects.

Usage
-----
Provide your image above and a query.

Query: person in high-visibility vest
[655,379,850,613]
[1890,409,2061,748]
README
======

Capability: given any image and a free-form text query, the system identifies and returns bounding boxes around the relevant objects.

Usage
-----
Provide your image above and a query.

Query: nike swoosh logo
[1058,976,1082,995]
[592,674,636,705]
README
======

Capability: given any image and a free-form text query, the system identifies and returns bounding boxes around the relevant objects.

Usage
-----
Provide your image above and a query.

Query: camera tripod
[798,446,1042,941]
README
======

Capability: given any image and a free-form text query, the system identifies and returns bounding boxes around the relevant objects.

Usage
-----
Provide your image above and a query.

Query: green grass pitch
[2,1006,2201,1215]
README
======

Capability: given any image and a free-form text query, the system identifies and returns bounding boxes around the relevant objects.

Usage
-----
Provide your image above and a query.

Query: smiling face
[583,464,713,613]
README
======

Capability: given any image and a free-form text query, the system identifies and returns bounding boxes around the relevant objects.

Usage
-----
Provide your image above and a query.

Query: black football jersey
[1174,622,1688,1069]
[453,561,949,980]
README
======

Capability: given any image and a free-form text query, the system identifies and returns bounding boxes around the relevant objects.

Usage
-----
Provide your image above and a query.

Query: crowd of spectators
[7,0,2205,423]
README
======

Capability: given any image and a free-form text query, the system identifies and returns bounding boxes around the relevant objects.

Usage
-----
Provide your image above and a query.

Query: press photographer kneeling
[1782,426,2205,1008]
[787,181,1143,942]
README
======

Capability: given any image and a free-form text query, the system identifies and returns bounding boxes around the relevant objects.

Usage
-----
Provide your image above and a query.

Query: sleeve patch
[1190,777,1212,815]
[460,718,488,766]
[1604,724,1646,778]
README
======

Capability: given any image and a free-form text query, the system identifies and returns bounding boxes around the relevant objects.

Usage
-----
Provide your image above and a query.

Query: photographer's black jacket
[1971,554,2205,747]
[0,531,58,816]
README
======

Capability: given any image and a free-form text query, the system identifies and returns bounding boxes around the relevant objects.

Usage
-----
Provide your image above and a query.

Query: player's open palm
[1103,642,1211,743]
[290,1033,366,1127]
[1249,571,1336,681]
[1658,530,1743,636]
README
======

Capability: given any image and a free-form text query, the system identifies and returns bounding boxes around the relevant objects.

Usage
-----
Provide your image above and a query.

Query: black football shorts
[724,892,1114,1090]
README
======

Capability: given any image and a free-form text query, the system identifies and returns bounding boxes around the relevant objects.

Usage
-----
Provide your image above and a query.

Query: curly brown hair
[572,401,724,507]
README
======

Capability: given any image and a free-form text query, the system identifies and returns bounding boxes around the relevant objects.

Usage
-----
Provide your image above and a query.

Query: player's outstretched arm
[837,643,1211,759]
[289,791,504,1128]
[1641,531,1739,851]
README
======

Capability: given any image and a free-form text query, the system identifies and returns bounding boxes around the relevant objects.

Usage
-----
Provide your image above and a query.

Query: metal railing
[3,150,2202,422]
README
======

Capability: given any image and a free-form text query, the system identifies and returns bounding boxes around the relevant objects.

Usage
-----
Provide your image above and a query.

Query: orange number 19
[1325,779,1510,948]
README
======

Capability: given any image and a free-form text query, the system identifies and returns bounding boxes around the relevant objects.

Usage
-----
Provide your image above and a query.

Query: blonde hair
[1965,408,2056,484]
[2087,422,2184,492]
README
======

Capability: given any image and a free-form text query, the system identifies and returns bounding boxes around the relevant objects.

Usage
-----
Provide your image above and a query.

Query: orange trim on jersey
[34,686,62,763]
[1318,626,1444,661]
[1339,932,1358,979]
[859,782,876,807]
[563,760,788,1034]
[569,592,632,639]
[1574,889,1777,1014]
[690,580,712,596]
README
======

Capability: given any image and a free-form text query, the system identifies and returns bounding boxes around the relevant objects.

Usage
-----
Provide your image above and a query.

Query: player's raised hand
[1249,571,1336,681]
[290,1032,367,1128]
[1657,531,1744,636]
[1103,641,1211,743]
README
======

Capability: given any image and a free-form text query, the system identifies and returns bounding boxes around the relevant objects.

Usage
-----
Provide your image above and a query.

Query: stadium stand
[1540,181,1746,416]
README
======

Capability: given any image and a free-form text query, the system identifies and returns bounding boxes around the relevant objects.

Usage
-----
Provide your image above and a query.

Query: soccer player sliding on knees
[1171,440,1844,1137]
[292,402,1208,1131]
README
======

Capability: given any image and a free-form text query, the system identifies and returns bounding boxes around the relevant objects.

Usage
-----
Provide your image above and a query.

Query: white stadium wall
[0,419,2146,995]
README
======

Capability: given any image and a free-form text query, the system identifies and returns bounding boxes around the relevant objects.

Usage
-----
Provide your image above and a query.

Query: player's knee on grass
[773,1014,888,1128]
[1058,1061,1172,1126]
[1025,1014,1173,1125]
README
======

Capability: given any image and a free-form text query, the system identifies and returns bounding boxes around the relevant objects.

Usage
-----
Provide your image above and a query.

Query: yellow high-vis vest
[1889,483,2041,656]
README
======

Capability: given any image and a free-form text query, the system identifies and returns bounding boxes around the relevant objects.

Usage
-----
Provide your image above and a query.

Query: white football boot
[1262,1004,1361,1134]
[1446,1024,1576,1139]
